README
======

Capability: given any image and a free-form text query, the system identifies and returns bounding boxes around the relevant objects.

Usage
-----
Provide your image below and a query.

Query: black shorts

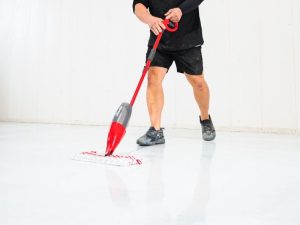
[146,46,203,75]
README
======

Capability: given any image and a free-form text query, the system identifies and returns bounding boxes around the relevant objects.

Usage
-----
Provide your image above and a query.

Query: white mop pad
[72,151,142,166]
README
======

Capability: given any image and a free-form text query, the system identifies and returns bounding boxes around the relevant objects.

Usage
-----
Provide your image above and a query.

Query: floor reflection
[145,145,171,225]
[104,141,215,225]
[104,169,133,225]
[177,141,216,225]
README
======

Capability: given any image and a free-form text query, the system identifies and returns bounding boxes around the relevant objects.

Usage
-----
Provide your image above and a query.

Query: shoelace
[146,128,163,138]
[202,121,213,133]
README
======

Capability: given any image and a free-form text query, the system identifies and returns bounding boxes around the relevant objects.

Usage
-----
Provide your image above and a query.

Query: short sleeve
[132,0,149,13]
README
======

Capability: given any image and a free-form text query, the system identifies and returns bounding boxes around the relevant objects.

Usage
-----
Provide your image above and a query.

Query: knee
[188,76,206,91]
[147,69,163,87]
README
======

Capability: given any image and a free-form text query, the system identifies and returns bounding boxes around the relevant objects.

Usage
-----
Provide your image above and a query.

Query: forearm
[178,0,204,15]
[134,2,166,35]
[134,3,153,25]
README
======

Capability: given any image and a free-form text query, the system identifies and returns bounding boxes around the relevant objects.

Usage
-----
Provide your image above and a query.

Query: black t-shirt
[133,0,204,51]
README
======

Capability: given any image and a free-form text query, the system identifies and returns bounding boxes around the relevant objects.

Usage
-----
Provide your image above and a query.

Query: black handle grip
[168,21,176,29]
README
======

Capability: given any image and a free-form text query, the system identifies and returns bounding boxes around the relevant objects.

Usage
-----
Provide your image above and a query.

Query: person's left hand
[165,8,182,23]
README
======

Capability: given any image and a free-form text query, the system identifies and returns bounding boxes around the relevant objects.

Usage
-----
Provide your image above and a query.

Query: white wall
[0,0,299,133]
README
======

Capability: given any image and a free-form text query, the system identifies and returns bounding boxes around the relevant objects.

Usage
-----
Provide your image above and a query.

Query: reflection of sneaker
[200,115,216,141]
[136,127,165,146]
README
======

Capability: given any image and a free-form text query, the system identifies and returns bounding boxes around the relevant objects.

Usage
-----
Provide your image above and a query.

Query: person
[133,0,216,146]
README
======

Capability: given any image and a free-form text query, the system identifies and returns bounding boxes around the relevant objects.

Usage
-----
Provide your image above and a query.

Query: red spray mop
[72,19,178,166]
[105,19,178,156]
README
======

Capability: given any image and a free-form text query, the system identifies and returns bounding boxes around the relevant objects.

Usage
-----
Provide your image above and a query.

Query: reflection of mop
[106,169,132,207]
[105,169,133,225]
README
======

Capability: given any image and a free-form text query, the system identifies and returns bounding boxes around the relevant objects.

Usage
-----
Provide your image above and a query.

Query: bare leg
[147,67,168,130]
[185,73,210,120]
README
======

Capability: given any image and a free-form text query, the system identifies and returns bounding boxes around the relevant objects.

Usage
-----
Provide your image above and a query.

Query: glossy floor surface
[1,123,300,225]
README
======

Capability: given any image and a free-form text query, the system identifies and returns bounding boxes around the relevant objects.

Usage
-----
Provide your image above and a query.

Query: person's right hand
[147,16,166,35]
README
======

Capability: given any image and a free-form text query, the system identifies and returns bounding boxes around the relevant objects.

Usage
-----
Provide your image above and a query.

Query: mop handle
[130,19,178,106]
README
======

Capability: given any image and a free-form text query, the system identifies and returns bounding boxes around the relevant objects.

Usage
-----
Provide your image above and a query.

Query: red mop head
[73,151,142,167]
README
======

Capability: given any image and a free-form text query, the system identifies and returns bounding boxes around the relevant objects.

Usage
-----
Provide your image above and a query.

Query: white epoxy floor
[0,123,300,225]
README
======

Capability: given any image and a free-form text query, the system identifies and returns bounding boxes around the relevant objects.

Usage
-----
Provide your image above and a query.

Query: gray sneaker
[136,127,165,146]
[200,115,216,141]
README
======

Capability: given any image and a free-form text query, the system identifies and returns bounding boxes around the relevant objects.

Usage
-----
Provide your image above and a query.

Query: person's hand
[165,8,182,23]
[148,16,166,35]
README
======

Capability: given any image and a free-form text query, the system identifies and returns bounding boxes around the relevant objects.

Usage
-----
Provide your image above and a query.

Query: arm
[178,0,204,15]
[165,0,204,22]
[134,3,154,26]
[133,1,166,35]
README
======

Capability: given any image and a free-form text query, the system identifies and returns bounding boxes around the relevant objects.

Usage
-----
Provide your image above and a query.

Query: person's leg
[147,66,168,130]
[137,47,173,146]
[136,66,168,146]
[173,45,215,141]
[185,73,215,141]
[185,73,210,120]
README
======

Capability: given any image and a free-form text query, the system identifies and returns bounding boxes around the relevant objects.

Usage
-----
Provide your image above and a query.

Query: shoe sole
[137,139,165,146]
[203,134,216,141]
